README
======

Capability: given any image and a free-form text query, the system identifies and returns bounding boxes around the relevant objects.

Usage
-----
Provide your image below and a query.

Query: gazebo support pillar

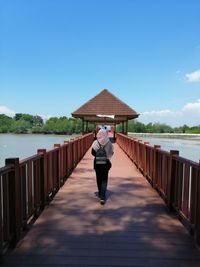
[86,121,89,133]
[113,124,116,140]
[122,121,125,133]
[125,120,128,135]
[82,119,85,134]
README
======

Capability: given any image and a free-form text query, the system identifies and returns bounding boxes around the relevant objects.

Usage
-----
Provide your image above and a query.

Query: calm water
[0,133,200,168]
[0,133,80,168]
[129,133,200,164]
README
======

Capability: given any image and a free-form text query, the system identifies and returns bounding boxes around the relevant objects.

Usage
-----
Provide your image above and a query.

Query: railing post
[37,149,47,208]
[72,138,75,168]
[134,139,138,166]
[5,158,21,247]
[64,141,70,176]
[0,174,2,254]
[153,145,161,188]
[167,150,179,211]
[143,142,149,176]
[138,140,142,170]
[195,161,200,246]
[54,144,61,189]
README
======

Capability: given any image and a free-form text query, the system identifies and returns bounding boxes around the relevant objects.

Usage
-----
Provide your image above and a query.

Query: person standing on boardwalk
[91,128,114,205]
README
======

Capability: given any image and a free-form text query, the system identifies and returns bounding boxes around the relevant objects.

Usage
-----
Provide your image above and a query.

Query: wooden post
[122,121,124,133]
[167,150,179,211]
[113,124,116,141]
[144,142,149,177]
[5,158,21,246]
[153,145,161,188]
[137,140,142,169]
[37,149,47,208]
[195,161,200,246]
[54,144,61,189]
[125,120,128,135]
[82,119,85,134]
[0,173,2,253]
[86,121,88,133]
[64,141,70,176]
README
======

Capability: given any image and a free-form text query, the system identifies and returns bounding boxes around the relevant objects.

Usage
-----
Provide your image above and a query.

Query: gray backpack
[95,141,107,165]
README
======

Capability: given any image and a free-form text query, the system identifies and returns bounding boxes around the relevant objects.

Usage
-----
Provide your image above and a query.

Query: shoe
[100,199,105,205]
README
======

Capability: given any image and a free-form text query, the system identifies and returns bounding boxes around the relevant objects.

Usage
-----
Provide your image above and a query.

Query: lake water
[129,133,200,164]
[0,133,199,168]
[0,133,80,168]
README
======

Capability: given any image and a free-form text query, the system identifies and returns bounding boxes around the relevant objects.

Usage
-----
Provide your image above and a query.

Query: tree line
[118,121,200,134]
[0,113,200,134]
[117,120,200,134]
[0,114,86,134]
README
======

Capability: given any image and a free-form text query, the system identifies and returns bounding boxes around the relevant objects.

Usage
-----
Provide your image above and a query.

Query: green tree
[14,113,34,124]
[0,114,14,133]
[42,117,58,133]
[127,120,146,133]
[179,124,190,133]
[186,126,200,134]
[74,118,82,133]
[33,115,43,127]
[12,120,32,133]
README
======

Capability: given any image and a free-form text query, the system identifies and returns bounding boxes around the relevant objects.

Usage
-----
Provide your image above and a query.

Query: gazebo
[71,89,139,136]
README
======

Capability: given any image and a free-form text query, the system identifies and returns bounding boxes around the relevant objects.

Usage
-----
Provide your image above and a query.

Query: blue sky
[0,0,200,127]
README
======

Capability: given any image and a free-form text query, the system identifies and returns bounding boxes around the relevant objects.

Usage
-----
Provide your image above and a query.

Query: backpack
[95,141,107,165]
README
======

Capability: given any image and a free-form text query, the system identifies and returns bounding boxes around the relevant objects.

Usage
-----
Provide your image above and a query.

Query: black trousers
[95,164,109,200]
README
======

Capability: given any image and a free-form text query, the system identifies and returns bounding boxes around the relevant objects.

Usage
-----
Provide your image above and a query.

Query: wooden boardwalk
[2,144,200,267]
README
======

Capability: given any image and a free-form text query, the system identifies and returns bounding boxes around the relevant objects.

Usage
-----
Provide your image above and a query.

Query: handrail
[0,133,94,254]
[116,133,200,246]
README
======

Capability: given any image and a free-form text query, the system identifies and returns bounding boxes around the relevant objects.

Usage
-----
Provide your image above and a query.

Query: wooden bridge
[1,133,200,266]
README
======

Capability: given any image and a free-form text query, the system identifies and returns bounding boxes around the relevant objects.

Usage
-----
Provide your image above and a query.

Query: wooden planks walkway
[2,144,200,266]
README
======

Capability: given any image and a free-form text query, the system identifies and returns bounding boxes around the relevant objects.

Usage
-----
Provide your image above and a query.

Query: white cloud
[143,109,180,117]
[0,105,16,117]
[185,69,200,82]
[139,99,200,127]
[182,99,200,113]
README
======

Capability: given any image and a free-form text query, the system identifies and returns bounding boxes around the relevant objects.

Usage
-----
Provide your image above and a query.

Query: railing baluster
[5,158,21,247]
[195,162,200,246]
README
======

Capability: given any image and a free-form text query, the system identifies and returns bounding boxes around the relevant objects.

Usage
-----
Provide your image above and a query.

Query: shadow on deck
[1,144,200,267]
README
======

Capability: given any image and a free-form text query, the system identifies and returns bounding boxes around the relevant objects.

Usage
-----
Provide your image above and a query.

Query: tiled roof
[71,89,139,118]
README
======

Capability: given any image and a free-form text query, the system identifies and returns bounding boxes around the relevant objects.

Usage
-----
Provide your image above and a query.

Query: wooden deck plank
[2,144,200,267]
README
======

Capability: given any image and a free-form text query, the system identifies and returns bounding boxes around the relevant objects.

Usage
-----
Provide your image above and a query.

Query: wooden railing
[0,133,93,254]
[116,133,200,246]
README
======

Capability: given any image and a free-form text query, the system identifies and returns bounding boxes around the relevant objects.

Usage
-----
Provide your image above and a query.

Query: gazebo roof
[71,89,139,123]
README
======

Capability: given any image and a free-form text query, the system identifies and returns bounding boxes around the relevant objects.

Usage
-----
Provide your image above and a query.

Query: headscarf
[96,129,109,146]
[92,129,114,158]
[92,129,109,151]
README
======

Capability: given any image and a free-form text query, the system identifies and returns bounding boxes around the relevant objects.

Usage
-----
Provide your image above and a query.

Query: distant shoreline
[128,132,200,140]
